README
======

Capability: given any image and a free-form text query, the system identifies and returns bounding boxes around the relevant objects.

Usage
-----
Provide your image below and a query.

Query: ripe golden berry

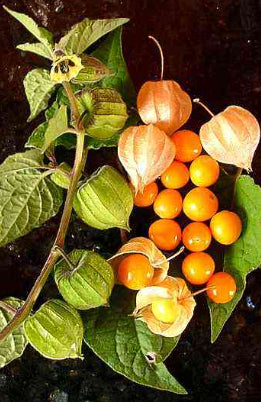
[171,130,202,162]
[151,299,180,323]
[182,252,215,285]
[210,210,242,245]
[130,182,159,207]
[182,222,212,252]
[149,219,182,251]
[161,161,190,189]
[153,189,183,219]
[183,187,219,221]
[190,155,220,187]
[207,272,236,304]
[117,254,154,290]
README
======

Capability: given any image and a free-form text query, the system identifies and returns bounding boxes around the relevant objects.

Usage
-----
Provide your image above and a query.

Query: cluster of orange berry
[117,129,241,312]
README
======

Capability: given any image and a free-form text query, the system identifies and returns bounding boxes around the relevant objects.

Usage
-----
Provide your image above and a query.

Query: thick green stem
[0,83,86,342]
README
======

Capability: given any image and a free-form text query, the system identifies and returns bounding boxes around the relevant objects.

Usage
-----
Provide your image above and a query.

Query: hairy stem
[0,83,86,342]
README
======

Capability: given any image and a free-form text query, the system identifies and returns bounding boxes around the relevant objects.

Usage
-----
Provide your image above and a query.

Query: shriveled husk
[108,237,169,285]
[118,124,175,193]
[137,80,192,135]
[200,105,260,170]
[133,276,196,337]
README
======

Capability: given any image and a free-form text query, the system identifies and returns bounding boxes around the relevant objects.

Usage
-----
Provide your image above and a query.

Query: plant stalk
[0,83,86,342]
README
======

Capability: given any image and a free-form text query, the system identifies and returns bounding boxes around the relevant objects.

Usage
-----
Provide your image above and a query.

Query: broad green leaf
[58,17,129,56]
[0,298,28,368]
[83,288,185,394]
[24,68,56,121]
[73,165,133,231]
[42,105,69,151]
[0,150,63,247]
[54,249,114,310]
[92,27,136,106]
[4,6,53,58]
[209,175,261,342]
[24,299,83,360]
[17,42,53,60]
[25,121,48,149]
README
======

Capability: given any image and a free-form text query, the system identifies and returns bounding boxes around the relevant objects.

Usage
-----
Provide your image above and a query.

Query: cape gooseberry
[137,36,192,135]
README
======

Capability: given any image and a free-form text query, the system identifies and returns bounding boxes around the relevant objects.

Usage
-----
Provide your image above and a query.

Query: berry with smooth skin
[151,299,180,323]
[171,130,202,162]
[117,254,154,290]
[183,187,219,221]
[182,222,212,252]
[149,219,182,251]
[207,272,237,304]
[190,155,220,187]
[182,252,215,285]
[130,182,158,207]
[161,161,190,189]
[210,210,242,245]
[153,189,183,219]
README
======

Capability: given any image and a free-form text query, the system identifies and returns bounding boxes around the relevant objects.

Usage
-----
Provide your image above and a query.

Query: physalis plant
[0,6,260,395]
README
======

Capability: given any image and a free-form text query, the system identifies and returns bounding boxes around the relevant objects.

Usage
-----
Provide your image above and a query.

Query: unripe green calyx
[54,249,115,310]
[73,165,133,230]
[72,55,112,84]
[24,299,83,360]
[75,88,128,139]
[51,162,72,189]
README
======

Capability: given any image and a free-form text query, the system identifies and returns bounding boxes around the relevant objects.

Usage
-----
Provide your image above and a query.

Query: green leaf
[58,17,129,56]
[17,42,53,60]
[83,288,186,394]
[0,150,63,247]
[54,249,114,310]
[209,175,261,342]
[73,165,133,231]
[0,298,28,368]
[4,6,53,58]
[24,68,56,122]
[25,121,48,149]
[92,27,136,106]
[51,163,71,189]
[41,105,69,151]
[24,299,83,360]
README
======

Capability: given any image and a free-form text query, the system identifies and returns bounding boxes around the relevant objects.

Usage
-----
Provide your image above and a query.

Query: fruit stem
[193,98,215,117]
[154,246,185,267]
[54,246,77,271]
[179,285,214,301]
[148,35,164,80]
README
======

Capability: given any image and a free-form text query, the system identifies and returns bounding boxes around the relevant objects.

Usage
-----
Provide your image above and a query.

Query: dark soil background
[0,0,261,401]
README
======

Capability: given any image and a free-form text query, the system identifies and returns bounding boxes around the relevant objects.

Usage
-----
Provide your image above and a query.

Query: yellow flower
[50,55,83,83]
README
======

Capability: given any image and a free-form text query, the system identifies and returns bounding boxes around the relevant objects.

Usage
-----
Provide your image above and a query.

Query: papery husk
[108,237,169,285]
[137,80,192,135]
[134,276,196,338]
[118,124,175,193]
[200,105,260,170]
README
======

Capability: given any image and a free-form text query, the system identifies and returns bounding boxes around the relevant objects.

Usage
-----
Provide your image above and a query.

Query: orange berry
[190,155,220,187]
[183,187,219,221]
[171,130,202,162]
[149,219,181,251]
[161,161,190,189]
[151,299,181,323]
[207,272,236,304]
[117,254,154,290]
[210,210,242,245]
[182,252,215,285]
[153,189,183,219]
[182,222,212,252]
[130,182,158,207]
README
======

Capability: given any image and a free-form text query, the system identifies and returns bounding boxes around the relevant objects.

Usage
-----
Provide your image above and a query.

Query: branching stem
[0,82,86,342]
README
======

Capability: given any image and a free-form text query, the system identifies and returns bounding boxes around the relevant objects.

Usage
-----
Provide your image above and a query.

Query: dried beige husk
[118,124,175,193]
[133,276,196,337]
[200,105,260,170]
